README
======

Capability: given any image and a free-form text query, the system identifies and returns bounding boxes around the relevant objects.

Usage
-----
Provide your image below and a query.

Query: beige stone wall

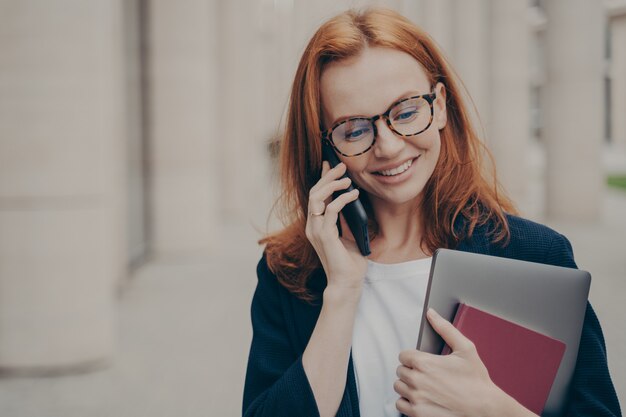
[543,0,604,221]
[610,13,626,150]
[0,0,125,369]
[1,0,624,375]
[147,0,219,258]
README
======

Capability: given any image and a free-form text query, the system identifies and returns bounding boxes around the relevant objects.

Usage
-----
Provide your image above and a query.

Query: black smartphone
[321,140,371,256]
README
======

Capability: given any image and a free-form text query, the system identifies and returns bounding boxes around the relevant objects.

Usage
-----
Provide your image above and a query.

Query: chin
[368,185,426,206]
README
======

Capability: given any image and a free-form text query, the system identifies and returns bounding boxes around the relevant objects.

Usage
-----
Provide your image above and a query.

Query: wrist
[323,283,362,304]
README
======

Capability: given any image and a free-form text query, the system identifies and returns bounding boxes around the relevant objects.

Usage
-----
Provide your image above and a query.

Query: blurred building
[1,0,625,375]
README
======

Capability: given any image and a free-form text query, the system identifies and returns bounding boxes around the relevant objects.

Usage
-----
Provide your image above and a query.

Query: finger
[307,203,326,218]
[395,397,413,416]
[321,160,330,176]
[398,349,438,372]
[396,399,444,417]
[308,179,352,219]
[398,349,421,368]
[309,177,351,206]
[426,308,474,353]
[398,350,413,368]
[325,161,347,179]
[395,365,419,389]
[393,379,414,401]
[312,162,347,194]
[321,188,360,230]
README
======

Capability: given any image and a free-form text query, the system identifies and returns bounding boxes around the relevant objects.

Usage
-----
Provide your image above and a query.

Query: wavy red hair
[259,8,516,304]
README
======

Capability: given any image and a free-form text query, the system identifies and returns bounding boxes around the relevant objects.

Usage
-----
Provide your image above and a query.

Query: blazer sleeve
[545,233,621,417]
[242,254,320,417]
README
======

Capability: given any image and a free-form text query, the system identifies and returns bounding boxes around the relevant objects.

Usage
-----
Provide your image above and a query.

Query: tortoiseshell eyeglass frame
[321,90,437,157]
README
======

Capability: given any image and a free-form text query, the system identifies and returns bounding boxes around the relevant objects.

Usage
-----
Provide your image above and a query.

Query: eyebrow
[329,89,426,127]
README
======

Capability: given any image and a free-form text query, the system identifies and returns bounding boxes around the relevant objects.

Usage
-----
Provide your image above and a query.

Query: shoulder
[252,252,324,350]
[256,251,273,281]
[504,213,564,250]
[253,251,321,310]
[466,213,578,269]
[254,251,289,299]
[501,214,577,268]
[249,252,296,338]
[251,252,285,314]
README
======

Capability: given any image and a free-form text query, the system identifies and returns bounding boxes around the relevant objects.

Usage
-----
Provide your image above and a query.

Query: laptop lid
[416,248,591,417]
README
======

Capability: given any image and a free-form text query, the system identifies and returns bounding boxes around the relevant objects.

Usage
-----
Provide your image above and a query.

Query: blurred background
[0,0,624,416]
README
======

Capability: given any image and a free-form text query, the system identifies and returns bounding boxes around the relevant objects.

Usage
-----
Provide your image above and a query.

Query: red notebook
[441,303,566,415]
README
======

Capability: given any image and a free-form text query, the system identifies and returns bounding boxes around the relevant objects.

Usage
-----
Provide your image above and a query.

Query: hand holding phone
[321,140,371,256]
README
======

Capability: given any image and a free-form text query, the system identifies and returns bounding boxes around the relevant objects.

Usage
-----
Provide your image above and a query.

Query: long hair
[259,8,516,303]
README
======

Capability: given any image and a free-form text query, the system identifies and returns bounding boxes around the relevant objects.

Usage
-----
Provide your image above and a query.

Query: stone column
[124,0,148,268]
[421,0,455,58]
[0,0,124,371]
[543,0,604,221]
[609,12,626,150]
[452,0,491,143]
[527,4,548,220]
[216,0,268,225]
[489,0,531,213]
[148,0,219,257]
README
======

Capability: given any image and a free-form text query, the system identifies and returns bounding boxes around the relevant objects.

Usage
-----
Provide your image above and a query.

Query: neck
[367,194,429,262]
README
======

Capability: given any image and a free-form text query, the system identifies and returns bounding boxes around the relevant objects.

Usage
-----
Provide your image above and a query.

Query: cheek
[427,139,443,182]
[414,133,442,181]
[430,135,442,158]
[342,156,369,178]
[345,162,375,191]
[412,129,441,155]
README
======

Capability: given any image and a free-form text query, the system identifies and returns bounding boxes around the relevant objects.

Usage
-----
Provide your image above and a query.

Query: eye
[343,127,371,141]
[392,107,419,123]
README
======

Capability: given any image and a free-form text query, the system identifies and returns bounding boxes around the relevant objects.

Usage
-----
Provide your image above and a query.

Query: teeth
[377,159,413,176]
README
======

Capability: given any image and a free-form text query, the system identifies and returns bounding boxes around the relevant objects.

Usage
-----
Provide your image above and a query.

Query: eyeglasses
[321,90,436,157]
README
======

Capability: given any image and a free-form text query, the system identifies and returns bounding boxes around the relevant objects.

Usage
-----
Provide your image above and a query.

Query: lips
[372,157,418,176]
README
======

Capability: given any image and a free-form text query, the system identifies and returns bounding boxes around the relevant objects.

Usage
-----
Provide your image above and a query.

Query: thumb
[427,308,474,353]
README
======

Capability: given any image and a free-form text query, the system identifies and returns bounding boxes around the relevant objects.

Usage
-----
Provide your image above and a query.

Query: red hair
[259,8,516,303]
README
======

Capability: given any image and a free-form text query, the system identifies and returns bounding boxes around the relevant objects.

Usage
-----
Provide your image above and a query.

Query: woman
[242,8,620,417]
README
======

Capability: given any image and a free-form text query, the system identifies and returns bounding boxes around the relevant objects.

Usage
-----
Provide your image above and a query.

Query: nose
[373,119,404,159]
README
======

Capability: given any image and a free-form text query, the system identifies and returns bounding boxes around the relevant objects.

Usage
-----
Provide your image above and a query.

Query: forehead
[320,46,431,127]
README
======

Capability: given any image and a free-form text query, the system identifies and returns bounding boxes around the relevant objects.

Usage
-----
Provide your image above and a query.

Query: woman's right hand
[305,160,368,292]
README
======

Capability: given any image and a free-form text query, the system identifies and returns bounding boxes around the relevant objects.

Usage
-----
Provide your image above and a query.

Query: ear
[434,82,447,130]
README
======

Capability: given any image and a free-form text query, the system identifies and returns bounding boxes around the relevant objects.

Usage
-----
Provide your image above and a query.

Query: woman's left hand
[394,308,525,417]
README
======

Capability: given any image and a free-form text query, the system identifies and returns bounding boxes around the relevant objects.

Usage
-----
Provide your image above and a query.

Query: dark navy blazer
[242,215,621,416]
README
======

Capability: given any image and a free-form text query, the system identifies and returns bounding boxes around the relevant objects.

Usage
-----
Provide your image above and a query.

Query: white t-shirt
[352,257,432,417]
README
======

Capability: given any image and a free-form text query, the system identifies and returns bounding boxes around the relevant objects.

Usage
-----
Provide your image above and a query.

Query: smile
[371,156,420,184]
[373,157,418,176]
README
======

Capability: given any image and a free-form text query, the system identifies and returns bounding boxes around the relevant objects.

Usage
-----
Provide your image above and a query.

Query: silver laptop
[416,248,591,417]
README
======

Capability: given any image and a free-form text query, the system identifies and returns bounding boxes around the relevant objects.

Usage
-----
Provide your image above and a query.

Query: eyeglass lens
[330,96,432,156]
